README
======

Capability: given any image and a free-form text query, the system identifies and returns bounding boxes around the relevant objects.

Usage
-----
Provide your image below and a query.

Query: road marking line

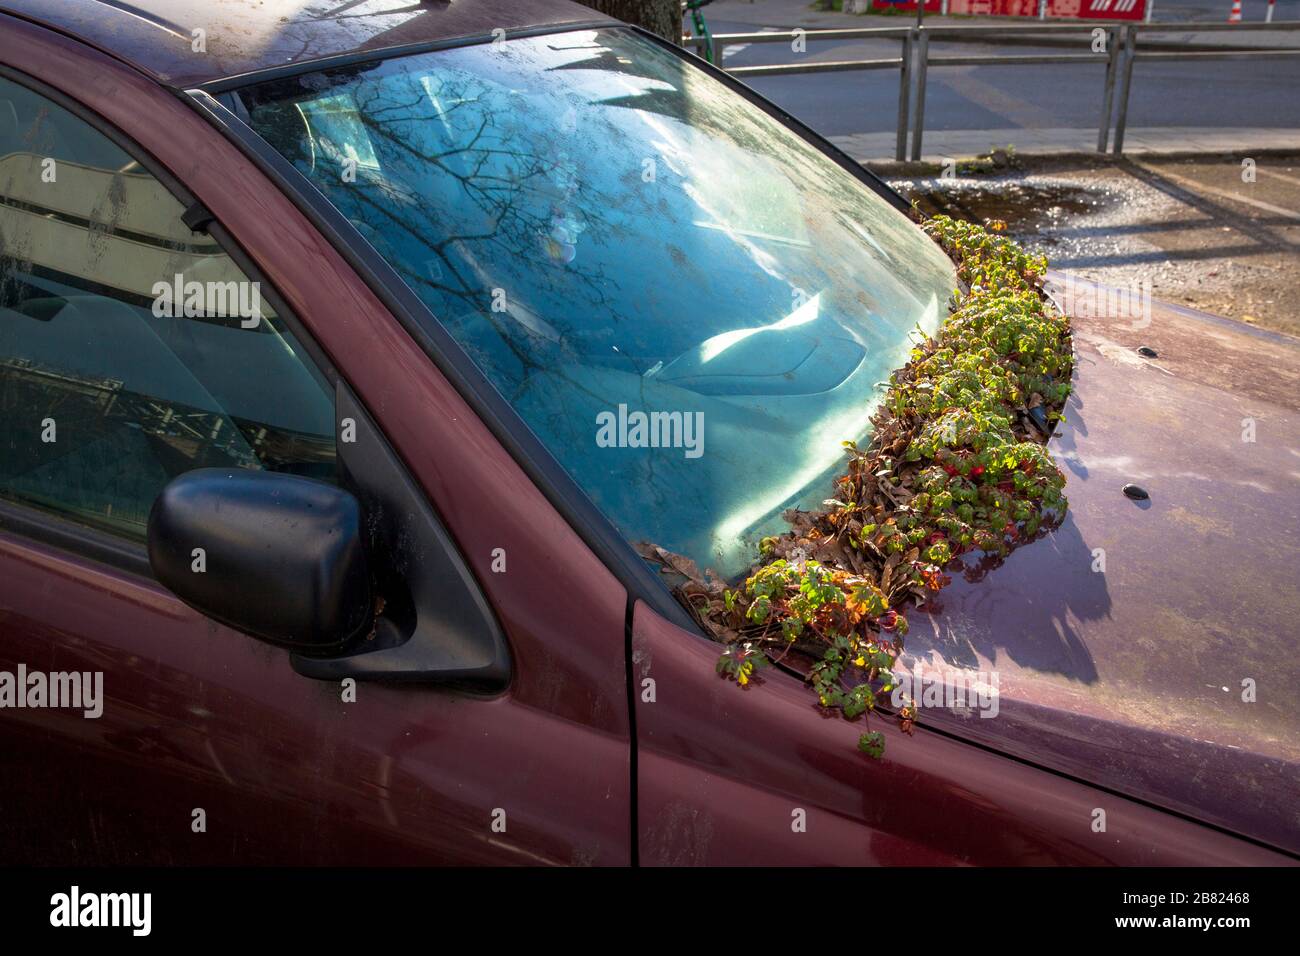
[1255,167,1300,188]
[942,67,1059,130]
[722,27,778,60]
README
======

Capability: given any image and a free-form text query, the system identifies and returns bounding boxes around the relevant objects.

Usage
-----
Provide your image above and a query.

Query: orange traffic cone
[1228,0,1242,21]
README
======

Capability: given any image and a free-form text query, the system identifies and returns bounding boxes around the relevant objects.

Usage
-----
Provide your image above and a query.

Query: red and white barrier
[877,0,1149,18]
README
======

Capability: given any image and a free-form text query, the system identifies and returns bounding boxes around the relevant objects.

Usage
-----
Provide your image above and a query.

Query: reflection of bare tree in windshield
[239,30,959,581]
[250,69,663,394]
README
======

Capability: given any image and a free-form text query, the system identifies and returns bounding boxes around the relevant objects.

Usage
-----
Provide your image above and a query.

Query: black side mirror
[147,469,372,651]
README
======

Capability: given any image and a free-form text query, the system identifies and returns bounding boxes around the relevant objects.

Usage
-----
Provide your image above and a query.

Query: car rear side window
[0,77,336,541]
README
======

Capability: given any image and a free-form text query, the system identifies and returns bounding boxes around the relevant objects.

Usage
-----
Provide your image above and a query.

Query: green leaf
[858,732,886,759]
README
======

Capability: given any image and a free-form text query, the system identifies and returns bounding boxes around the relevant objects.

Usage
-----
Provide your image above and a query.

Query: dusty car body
[0,0,1294,865]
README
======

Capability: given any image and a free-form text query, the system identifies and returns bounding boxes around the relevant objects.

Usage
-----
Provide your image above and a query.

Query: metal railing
[1112,22,1300,153]
[912,22,1111,160]
[683,21,1300,161]
[684,26,916,160]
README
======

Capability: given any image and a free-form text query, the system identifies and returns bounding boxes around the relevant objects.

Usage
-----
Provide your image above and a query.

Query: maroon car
[0,0,1295,866]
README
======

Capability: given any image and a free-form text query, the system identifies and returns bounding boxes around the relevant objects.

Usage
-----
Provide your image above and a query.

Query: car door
[0,39,632,865]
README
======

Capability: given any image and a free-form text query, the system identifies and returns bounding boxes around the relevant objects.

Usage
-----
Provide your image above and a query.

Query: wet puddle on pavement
[885,166,1300,337]
[892,178,1119,259]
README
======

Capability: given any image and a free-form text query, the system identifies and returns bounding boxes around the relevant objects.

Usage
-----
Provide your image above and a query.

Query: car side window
[0,76,336,542]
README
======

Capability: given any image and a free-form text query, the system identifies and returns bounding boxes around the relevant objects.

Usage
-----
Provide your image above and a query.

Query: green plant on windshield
[677,216,1072,758]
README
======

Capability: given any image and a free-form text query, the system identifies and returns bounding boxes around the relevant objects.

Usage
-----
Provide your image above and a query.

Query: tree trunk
[573,0,681,44]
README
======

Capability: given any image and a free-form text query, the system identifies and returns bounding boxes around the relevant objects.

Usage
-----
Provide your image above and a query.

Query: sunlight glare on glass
[697,292,822,365]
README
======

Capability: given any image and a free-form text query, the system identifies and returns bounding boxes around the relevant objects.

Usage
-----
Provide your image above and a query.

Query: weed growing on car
[658,216,1073,758]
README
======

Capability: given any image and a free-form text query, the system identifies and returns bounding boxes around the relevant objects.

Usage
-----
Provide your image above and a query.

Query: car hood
[903,275,1300,855]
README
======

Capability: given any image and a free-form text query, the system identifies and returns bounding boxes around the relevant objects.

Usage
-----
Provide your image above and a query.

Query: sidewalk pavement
[830,126,1300,162]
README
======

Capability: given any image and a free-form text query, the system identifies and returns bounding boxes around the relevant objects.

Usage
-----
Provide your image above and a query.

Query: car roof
[0,0,617,90]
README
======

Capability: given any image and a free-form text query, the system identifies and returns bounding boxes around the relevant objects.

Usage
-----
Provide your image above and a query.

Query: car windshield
[239,28,957,580]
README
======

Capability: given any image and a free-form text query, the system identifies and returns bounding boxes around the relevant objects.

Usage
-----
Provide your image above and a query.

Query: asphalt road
[691,7,1300,141]
[1114,0,1296,19]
